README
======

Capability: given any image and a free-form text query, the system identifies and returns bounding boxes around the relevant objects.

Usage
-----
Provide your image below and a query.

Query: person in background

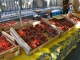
[62,0,72,14]
[72,0,79,12]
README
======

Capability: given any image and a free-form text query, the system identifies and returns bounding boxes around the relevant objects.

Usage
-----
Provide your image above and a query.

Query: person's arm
[63,3,72,7]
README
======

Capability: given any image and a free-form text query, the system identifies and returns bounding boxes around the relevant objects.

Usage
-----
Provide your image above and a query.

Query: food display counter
[0,13,80,60]
[11,13,80,60]
[11,26,80,60]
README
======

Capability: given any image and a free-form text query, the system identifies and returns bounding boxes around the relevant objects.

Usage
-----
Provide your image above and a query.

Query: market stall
[11,13,80,60]
[0,13,80,60]
[11,25,80,60]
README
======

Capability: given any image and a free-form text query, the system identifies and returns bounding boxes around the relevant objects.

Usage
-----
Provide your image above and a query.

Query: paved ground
[64,42,80,60]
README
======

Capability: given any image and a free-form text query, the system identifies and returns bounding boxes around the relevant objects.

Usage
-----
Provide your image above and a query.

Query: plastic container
[52,10,61,17]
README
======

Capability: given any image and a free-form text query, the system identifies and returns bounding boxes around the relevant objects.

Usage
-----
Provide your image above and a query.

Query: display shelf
[0,13,79,60]
[11,24,80,60]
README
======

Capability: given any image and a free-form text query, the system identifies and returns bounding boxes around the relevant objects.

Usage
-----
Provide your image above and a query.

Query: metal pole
[18,0,22,26]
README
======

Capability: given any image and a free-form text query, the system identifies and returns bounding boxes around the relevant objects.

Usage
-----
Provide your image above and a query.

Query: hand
[63,3,72,7]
